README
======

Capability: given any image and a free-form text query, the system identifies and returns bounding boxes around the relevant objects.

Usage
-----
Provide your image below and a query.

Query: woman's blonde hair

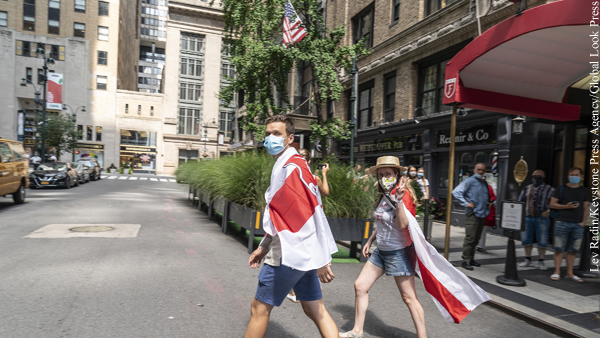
[298,148,310,161]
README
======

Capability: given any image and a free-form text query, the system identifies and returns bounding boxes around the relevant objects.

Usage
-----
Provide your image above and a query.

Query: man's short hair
[265,115,295,136]
[568,167,584,175]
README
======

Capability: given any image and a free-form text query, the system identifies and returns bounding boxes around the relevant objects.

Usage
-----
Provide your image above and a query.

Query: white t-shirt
[373,196,412,251]
[417,178,429,196]
[31,156,41,164]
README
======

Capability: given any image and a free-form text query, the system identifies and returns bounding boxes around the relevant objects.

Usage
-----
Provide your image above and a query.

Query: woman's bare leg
[394,276,426,338]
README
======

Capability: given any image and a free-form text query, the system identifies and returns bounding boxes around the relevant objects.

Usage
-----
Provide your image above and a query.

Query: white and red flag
[283,1,307,46]
[262,148,337,271]
[406,204,491,323]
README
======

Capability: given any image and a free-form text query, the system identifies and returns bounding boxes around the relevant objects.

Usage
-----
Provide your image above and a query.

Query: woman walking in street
[339,156,426,338]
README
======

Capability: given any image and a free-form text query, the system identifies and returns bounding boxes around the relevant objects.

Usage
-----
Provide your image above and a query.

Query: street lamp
[349,57,358,165]
[512,115,526,134]
[62,104,86,123]
[33,47,55,162]
[20,78,42,153]
[200,118,216,158]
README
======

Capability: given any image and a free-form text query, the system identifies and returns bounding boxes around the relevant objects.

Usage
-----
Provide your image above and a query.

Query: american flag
[283,1,307,46]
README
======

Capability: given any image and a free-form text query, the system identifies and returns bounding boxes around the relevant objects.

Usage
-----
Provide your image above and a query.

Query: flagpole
[444,105,457,260]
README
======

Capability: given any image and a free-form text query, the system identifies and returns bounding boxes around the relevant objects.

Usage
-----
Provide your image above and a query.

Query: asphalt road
[0,177,559,338]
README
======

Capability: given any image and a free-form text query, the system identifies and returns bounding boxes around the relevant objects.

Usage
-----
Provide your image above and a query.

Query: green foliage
[214,0,369,138]
[308,118,350,156]
[410,179,423,201]
[44,115,82,158]
[175,153,377,219]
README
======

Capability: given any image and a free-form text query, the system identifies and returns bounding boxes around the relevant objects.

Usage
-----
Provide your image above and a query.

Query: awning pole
[444,105,458,260]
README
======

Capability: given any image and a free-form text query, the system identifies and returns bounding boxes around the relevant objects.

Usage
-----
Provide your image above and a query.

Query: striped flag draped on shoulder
[283,1,307,46]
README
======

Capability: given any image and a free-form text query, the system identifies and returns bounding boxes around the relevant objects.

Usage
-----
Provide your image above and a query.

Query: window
[426,0,457,16]
[327,100,334,120]
[138,105,141,115]
[96,75,107,90]
[75,0,85,13]
[125,104,129,114]
[178,108,201,135]
[98,1,109,15]
[37,68,44,84]
[48,0,60,34]
[23,0,36,31]
[96,126,102,141]
[392,0,400,23]
[50,45,59,59]
[0,11,7,27]
[150,106,154,116]
[98,26,108,41]
[180,34,205,53]
[22,41,31,56]
[219,111,235,137]
[418,59,450,116]
[353,5,374,49]
[221,63,236,79]
[180,58,203,77]
[97,51,107,65]
[86,125,93,141]
[178,149,198,164]
[179,82,202,101]
[74,22,85,37]
[26,68,32,82]
[357,82,374,129]
[300,82,311,115]
[0,142,14,163]
[77,125,83,140]
[384,72,396,122]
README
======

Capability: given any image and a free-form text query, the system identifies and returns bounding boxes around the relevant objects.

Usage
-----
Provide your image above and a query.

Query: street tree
[215,0,368,149]
[44,115,82,160]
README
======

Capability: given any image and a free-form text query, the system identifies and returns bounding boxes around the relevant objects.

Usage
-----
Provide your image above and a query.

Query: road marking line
[160,179,168,182]
[169,179,177,183]
[129,177,138,180]
[107,176,117,179]
[118,176,128,180]
[139,177,148,180]
[150,178,158,181]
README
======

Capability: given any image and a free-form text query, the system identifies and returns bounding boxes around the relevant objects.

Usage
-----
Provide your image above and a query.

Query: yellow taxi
[0,138,29,204]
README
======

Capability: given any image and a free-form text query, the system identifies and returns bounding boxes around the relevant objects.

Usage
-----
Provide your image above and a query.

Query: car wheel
[12,184,26,204]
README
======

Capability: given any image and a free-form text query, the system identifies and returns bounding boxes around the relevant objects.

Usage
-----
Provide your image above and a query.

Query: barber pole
[492,153,498,174]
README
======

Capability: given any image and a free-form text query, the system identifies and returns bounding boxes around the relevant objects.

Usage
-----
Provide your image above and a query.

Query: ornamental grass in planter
[175,152,377,219]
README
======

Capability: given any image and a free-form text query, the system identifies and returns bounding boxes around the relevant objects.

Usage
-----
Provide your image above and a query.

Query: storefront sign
[76,143,104,150]
[46,73,63,110]
[354,134,423,155]
[17,111,24,141]
[120,146,157,153]
[501,201,525,231]
[23,137,35,146]
[513,156,528,187]
[434,123,496,148]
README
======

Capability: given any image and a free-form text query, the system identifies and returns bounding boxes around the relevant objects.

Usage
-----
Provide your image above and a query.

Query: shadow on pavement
[334,304,417,338]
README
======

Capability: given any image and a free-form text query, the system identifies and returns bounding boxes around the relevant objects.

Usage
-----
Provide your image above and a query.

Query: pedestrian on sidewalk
[517,169,554,270]
[549,167,589,282]
[452,163,491,271]
[416,167,429,200]
[340,156,427,338]
[245,115,339,338]
[476,173,496,254]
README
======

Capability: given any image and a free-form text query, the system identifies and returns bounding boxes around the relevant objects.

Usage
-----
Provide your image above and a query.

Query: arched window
[475,152,487,164]
[461,152,473,163]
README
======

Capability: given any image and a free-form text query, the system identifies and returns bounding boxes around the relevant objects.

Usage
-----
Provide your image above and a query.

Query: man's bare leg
[244,298,274,338]
[300,299,339,338]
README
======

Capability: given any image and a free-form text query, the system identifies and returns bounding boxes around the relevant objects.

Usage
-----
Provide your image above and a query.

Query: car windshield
[79,161,95,167]
[38,163,67,171]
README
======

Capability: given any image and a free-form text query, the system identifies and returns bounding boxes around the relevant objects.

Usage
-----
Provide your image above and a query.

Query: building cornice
[168,1,223,21]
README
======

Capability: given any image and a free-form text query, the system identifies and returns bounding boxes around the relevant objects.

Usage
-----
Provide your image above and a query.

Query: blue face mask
[417,173,424,178]
[402,171,407,176]
[569,176,581,185]
[263,135,288,155]
[473,173,483,179]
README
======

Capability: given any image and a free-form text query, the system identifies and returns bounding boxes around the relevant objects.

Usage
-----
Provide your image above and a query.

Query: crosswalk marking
[107,176,117,179]
[159,179,168,182]
[139,177,148,180]
[129,177,138,180]
[118,176,128,180]
[169,179,176,183]
[102,176,176,182]
[150,178,158,181]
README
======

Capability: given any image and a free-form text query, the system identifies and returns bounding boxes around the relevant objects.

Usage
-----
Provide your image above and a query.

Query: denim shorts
[368,246,416,276]
[553,221,584,253]
[255,263,322,307]
[521,216,549,247]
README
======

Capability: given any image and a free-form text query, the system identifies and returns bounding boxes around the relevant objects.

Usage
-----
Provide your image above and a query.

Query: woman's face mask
[417,173,424,178]
[380,177,397,191]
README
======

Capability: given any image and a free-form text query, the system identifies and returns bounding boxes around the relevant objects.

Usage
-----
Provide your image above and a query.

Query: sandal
[565,275,584,283]
[550,274,560,281]
[339,332,364,338]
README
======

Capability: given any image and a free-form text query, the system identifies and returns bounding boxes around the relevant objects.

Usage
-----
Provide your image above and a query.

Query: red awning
[443,0,588,121]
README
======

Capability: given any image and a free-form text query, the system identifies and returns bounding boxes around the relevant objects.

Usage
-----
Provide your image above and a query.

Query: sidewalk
[429,222,600,338]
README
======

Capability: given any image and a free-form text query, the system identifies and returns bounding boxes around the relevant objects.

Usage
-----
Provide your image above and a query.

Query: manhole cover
[70,226,114,232]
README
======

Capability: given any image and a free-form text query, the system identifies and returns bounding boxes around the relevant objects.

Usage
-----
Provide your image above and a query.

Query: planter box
[227,201,263,253]
[110,168,117,174]
[327,217,374,262]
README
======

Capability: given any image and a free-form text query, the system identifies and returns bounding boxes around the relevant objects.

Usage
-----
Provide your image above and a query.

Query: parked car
[0,138,29,204]
[30,162,79,189]
[71,162,91,184]
[78,158,102,181]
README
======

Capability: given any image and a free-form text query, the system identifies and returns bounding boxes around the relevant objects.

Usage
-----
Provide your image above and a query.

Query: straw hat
[367,156,407,175]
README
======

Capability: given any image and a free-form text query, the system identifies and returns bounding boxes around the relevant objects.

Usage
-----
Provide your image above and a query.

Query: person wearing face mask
[549,167,589,282]
[452,163,490,271]
[516,170,555,270]
[246,115,339,338]
[416,167,429,200]
[407,165,418,180]
[340,156,426,338]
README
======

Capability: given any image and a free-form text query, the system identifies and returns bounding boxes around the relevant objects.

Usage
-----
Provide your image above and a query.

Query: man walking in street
[452,163,490,271]
[518,169,555,270]
[244,115,339,338]
[549,167,589,282]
